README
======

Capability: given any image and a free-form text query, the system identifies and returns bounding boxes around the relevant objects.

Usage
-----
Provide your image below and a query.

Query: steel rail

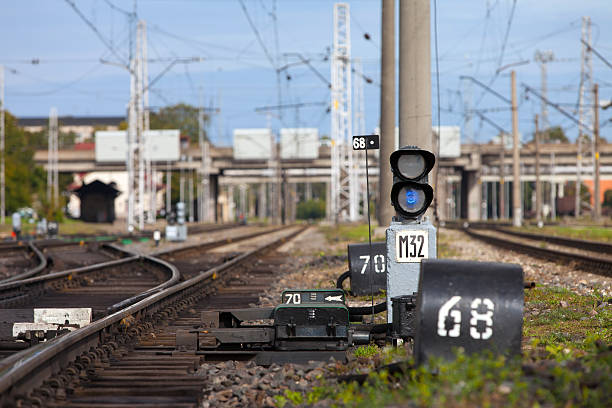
[106,226,287,313]
[465,228,612,278]
[150,225,285,257]
[0,243,47,284]
[0,244,138,297]
[495,227,612,254]
[0,225,303,402]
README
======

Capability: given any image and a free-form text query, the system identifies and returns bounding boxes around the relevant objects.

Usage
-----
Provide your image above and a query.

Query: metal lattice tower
[534,50,555,132]
[126,20,151,231]
[352,57,367,219]
[330,3,357,222]
[576,16,593,218]
[47,107,59,209]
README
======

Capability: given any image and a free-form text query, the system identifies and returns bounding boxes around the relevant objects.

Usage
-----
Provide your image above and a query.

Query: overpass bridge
[34,142,612,221]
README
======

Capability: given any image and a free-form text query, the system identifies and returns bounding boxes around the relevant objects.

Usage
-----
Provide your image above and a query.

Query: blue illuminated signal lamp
[391,181,433,218]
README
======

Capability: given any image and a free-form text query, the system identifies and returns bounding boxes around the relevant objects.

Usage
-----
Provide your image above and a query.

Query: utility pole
[577,16,593,218]
[593,83,601,220]
[188,169,194,223]
[399,0,431,151]
[511,70,521,227]
[377,0,395,227]
[47,107,59,209]
[499,133,506,219]
[165,161,171,215]
[535,115,542,224]
[0,65,5,224]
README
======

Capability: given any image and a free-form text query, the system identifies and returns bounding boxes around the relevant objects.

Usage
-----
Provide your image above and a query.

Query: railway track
[0,226,269,360]
[463,227,612,278]
[0,225,304,407]
[0,243,46,283]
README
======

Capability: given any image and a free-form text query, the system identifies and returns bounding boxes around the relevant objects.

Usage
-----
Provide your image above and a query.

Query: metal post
[188,170,194,223]
[399,0,431,151]
[378,0,395,227]
[0,65,4,224]
[47,107,59,208]
[593,84,601,220]
[499,134,505,219]
[535,115,542,224]
[511,71,521,226]
[165,162,171,215]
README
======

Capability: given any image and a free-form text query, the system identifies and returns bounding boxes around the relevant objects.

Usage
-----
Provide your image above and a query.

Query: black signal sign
[352,135,379,150]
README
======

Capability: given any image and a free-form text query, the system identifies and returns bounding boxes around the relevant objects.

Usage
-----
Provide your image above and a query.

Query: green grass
[518,225,612,243]
[275,286,611,407]
[320,224,384,243]
[523,286,611,350]
[276,346,612,407]
[353,344,381,359]
[437,231,461,258]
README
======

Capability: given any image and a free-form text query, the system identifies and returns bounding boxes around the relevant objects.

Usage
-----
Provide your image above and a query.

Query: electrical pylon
[330,3,357,223]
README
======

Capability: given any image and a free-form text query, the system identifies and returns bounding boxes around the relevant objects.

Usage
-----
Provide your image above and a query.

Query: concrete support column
[258,183,267,220]
[399,0,431,150]
[377,0,396,227]
[466,171,481,221]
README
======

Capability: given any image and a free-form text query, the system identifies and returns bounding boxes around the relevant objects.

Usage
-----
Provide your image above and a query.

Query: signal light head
[391,181,433,218]
[390,148,435,181]
[389,147,436,220]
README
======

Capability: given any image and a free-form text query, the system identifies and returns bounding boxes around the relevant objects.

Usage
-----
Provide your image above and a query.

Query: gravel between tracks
[441,228,612,297]
[197,227,345,407]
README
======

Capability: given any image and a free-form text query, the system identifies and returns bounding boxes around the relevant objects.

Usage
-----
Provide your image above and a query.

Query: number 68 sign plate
[395,230,428,262]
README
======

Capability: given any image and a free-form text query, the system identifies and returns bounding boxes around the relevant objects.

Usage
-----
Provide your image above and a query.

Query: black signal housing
[389,147,436,220]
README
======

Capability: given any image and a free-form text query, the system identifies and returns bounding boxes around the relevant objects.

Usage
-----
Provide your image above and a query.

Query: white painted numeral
[437,296,496,339]
[374,254,385,273]
[359,255,370,274]
[437,296,462,337]
[359,254,386,274]
[470,298,494,340]
[284,293,301,304]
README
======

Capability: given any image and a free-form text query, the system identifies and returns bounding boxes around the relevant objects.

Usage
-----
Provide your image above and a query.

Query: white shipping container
[280,128,319,159]
[233,129,273,160]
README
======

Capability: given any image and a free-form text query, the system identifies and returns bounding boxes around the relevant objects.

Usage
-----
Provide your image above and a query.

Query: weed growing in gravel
[523,286,611,350]
[353,344,380,359]
[275,345,612,407]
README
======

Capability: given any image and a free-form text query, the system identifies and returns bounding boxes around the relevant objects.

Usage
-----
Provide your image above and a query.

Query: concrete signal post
[386,147,437,323]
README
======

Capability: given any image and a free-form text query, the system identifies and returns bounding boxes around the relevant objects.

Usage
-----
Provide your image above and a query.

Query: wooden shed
[73,180,120,223]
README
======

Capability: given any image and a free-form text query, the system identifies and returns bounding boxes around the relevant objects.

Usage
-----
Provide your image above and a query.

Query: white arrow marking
[325,295,343,302]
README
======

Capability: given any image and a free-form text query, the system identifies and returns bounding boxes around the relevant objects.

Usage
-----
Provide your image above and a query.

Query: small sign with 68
[352,135,380,150]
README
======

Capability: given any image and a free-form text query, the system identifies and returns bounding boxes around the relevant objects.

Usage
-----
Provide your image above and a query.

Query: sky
[1,0,612,146]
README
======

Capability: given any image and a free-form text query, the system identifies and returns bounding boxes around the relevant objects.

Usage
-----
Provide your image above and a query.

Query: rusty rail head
[0,226,304,399]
